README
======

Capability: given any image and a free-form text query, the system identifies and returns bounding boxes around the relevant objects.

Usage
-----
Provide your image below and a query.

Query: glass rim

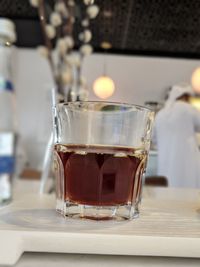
[57,101,152,112]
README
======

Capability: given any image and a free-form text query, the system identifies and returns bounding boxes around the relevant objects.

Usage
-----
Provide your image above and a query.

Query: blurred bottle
[0,18,17,204]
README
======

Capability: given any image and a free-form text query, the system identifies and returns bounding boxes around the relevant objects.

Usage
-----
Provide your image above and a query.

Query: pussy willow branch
[38,0,63,95]
[56,0,75,96]
[63,0,73,36]
[76,4,92,90]
[62,0,76,97]
[55,0,64,92]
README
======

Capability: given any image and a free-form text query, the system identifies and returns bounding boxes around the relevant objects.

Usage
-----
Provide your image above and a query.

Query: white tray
[1,187,200,265]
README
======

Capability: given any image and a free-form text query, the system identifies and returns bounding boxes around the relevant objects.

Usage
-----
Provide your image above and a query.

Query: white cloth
[165,83,193,109]
[154,100,200,188]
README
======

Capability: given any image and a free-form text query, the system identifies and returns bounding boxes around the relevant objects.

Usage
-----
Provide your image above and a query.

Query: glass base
[56,199,139,221]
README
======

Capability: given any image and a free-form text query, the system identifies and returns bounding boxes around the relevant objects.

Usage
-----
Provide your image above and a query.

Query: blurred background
[1,0,200,185]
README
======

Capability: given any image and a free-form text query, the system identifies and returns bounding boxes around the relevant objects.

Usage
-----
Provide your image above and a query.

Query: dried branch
[30,0,99,101]
[38,0,65,95]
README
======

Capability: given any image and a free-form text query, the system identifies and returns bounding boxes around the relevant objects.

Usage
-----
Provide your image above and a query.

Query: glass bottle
[0,18,17,203]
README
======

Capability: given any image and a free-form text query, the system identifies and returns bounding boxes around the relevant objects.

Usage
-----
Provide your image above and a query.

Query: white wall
[83,54,200,104]
[14,49,54,169]
[14,48,200,168]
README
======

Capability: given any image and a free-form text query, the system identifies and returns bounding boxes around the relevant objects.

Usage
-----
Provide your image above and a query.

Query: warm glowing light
[101,41,112,49]
[93,76,115,99]
[190,97,200,110]
[191,68,200,93]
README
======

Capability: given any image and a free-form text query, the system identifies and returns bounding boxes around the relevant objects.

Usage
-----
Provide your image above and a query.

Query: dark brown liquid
[54,144,146,206]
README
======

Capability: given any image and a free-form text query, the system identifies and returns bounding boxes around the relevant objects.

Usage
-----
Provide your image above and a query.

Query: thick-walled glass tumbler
[54,102,154,220]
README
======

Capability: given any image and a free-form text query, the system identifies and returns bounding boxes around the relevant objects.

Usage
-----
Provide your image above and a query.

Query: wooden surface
[0,186,200,265]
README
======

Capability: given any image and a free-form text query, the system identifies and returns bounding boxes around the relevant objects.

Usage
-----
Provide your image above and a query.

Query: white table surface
[14,253,200,267]
[2,179,200,267]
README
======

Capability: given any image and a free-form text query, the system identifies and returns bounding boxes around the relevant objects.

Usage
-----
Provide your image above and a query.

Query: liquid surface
[54,144,146,206]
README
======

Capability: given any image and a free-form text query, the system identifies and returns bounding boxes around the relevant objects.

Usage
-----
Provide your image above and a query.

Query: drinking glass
[53,101,154,220]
